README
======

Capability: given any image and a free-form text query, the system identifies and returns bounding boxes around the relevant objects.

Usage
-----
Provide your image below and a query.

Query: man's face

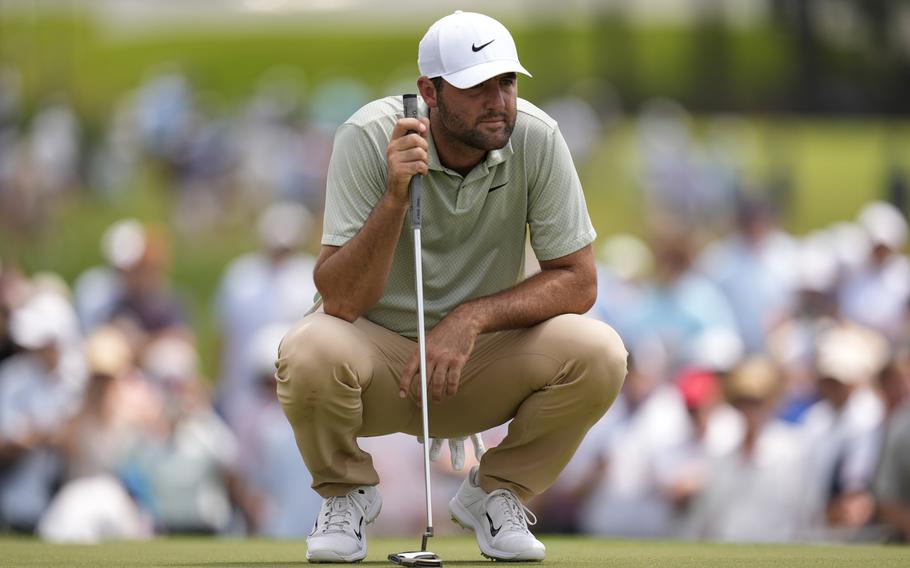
[819,377,853,408]
[434,73,517,151]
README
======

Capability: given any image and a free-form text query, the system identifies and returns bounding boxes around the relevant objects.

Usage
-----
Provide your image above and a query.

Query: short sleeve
[322,123,387,246]
[526,126,596,261]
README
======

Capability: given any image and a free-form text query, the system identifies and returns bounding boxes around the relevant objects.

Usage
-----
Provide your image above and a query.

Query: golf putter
[389,94,443,568]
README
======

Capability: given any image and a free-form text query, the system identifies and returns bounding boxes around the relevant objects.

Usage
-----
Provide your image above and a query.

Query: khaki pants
[276,312,627,501]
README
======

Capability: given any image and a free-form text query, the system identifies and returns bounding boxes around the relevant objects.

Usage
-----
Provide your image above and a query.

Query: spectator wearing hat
[663,367,741,532]
[0,291,86,532]
[213,202,317,431]
[681,357,811,542]
[60,326,158,481]
[800,323,890,538]
[106,224,188,341]
[35,325,158,543]
[765,232,842,424]
[839,201,910,343]
[72,219,189,342]
[72,219,136,333]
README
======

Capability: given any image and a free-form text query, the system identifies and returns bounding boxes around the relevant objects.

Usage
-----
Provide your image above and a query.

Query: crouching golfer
[276,10,627,563]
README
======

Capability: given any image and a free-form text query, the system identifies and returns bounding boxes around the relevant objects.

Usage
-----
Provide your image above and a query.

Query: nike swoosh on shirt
[472,40,495,52]
[488,182,508,193]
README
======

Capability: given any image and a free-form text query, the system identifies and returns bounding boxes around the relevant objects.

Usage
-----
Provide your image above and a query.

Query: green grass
[0,536,908,567]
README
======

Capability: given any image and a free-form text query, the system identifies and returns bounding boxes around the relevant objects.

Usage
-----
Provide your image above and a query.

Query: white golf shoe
[306,486,382,563]
[449,466,546,562]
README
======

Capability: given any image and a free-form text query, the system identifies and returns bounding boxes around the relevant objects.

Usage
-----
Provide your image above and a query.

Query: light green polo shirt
[322,95,596,337]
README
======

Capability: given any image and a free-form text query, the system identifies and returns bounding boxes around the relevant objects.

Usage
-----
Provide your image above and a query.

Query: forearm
[315,192,410,321]
[453,246,596,334]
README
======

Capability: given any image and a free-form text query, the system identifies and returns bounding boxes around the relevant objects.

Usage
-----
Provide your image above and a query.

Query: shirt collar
[427,131,514,178]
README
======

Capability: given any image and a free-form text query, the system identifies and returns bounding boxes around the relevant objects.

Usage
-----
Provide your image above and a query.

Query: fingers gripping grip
[403,94,422,229]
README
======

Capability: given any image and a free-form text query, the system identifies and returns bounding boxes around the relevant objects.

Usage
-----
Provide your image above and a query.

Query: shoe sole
[306,496,383,564]
[448,500,544,562]
[307,553,365,563]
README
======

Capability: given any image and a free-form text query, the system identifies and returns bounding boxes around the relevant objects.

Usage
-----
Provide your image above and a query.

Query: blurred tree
[692,0,729,110]
[771,0,910,114]
[594,3,638,108]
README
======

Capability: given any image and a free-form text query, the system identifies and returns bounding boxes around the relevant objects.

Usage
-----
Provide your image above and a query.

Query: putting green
[1,536,908,567]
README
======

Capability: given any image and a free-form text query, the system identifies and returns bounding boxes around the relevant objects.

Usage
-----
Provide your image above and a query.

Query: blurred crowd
[537,197,910,545]
[2,65,910,546]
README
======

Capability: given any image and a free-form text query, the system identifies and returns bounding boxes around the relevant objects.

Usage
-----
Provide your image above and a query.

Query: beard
[435,95,515,152]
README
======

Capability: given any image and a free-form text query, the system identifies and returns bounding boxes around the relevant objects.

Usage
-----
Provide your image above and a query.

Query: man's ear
[417,76,438,109]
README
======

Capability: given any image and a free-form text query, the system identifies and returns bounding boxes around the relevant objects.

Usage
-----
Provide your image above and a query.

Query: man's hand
[399,306,479,403]
[386,117,430,202]
[314,114,429,322]
[418,433,487,471]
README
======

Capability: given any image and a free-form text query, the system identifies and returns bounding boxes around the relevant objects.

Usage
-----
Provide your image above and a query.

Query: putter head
[388,550,443,567]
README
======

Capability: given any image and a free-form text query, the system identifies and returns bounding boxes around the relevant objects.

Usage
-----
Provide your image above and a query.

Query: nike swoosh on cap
[472,39,495,52]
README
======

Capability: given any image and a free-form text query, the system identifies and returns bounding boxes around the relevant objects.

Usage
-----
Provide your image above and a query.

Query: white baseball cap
[101,218,146,270]
[816,323,889,386]
[857,200,907,251]
[257,201,312,251]
[418,11,531,89]
[10,292,78,350]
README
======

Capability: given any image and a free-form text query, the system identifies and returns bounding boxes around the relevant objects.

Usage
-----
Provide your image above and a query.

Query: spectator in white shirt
[682,357,811,542]
[801,323,890,539]
[213,202,317,431]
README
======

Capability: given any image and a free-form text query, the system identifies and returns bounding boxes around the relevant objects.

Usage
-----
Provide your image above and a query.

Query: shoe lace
[487,489,538,533]
[319,495,357,534]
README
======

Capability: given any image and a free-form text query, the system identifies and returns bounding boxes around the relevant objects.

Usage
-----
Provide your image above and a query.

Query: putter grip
[403,94,422,229]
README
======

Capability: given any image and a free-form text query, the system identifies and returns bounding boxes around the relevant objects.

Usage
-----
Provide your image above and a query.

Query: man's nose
[483,83,507,110]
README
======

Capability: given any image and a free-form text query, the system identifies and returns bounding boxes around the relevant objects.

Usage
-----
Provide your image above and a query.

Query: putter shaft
[404,93,435,552]
[413,226,434,543]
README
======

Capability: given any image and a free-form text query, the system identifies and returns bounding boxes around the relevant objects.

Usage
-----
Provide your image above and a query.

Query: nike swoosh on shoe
[485,512,501,537]
[354,516,364,540]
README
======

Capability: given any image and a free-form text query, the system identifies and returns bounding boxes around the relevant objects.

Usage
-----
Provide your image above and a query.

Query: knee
[561,316,628,409]
[276,314,370,393]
